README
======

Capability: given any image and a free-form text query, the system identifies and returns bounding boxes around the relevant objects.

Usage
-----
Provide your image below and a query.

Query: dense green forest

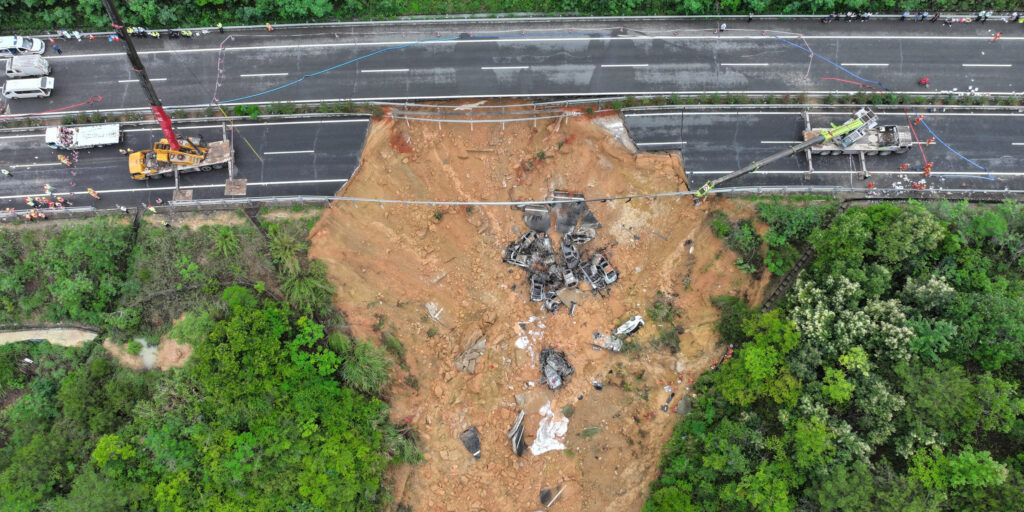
[0,211,336,337]
[646,200,1024,511]
[5,0,1022,31]
[0,212,415,510]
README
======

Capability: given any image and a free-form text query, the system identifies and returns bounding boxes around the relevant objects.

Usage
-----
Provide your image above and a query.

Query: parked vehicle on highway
[2,77,54,99]
[0,36,46,55]
[45,123,121,150]
[4,55,50,78]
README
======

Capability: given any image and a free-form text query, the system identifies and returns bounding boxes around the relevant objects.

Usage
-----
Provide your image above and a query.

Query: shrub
[648,326,680,353]
[125,340,143,355]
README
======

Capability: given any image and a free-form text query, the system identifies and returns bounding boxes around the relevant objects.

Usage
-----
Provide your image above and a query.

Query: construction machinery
[100,0,233,185]
[129,130,233,180]
[694,108,910,199]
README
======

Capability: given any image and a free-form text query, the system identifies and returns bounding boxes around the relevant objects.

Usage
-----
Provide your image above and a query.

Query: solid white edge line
[239,73,289,77]
[0,134,44,140]
[360,68,410,73]
[601,64,649,68]
[121,118,368,133]
[9,163,63,168]
[636,141,687,145]
[50,35,1024,59]
[264,150,316,155]
[687,170,1007,175]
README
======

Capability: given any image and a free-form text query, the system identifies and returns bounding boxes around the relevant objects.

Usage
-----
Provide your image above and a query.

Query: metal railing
[3,185,1021,222]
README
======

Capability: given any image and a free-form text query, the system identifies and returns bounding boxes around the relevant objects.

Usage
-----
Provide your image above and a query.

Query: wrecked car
[530,273,546,302]
[562,267,578,288]
[539,347,574,390]
[592,253,618,285]
[564,226,595,246]
[613,315,645,338]
[561,242,580,269]
[581,263,606,290]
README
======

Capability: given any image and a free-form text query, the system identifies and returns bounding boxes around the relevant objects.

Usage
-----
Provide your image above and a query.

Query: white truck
[5,55,50,78]
[45,124,122,150]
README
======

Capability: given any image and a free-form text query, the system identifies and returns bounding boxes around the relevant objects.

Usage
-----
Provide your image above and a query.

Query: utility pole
[99,0,180,151]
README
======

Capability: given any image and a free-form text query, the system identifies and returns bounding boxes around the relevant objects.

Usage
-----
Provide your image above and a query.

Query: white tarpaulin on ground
[530,401,568,455]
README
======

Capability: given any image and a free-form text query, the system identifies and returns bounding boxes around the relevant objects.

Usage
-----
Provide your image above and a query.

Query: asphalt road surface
[624,107,1024,192]
[1,19,1022,114]
[0,117,368,211]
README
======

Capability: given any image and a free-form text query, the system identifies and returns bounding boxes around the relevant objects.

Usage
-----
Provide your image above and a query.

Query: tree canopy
[646,201,1024,512]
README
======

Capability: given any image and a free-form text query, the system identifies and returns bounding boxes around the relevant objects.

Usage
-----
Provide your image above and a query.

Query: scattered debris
[540,484,566,508]
[661,392,676,412]
[454,335,487,374]
[507,410,526,457]
[592,380,604,391]
[460,426,482,459]
[531,402,569,455]
[425,302,444,321]
[539,347,574,390]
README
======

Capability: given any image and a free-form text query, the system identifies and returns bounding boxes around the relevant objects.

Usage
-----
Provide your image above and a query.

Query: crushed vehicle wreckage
[500,191,618,313]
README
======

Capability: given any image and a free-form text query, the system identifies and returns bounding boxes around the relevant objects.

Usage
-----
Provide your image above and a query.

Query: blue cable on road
[220,35,460,104]
[773,36,887,91]
[916,116,996,181]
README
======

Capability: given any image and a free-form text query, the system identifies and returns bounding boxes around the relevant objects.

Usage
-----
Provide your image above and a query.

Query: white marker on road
[481,66,529,70]
[360,68,410,73]
[118,78,167,82]
[720,63,770,67]
[9,162,63,168]
[636,141,687,146]
[601,64,649,68]
[264,150,316,155]
[1013,142,1024,146]
[840,63,889,66]
[240,72,289,77]
[962,63,1012,67]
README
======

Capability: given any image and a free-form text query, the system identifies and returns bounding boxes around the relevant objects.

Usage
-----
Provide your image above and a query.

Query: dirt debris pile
[307,105,773,512]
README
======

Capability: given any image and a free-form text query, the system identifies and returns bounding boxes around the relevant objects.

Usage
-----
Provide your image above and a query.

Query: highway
[0,118,368,211]
[1,19,1022,210]
[624,108,1024,192]
[1,19,1022,115]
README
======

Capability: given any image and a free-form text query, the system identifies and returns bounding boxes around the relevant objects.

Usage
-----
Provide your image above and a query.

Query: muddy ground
[308,109,771,512]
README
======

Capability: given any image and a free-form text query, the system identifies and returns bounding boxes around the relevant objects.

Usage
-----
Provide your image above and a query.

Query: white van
[5,55,50,78]
[0,36,46,55]
[2,77,54,99]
